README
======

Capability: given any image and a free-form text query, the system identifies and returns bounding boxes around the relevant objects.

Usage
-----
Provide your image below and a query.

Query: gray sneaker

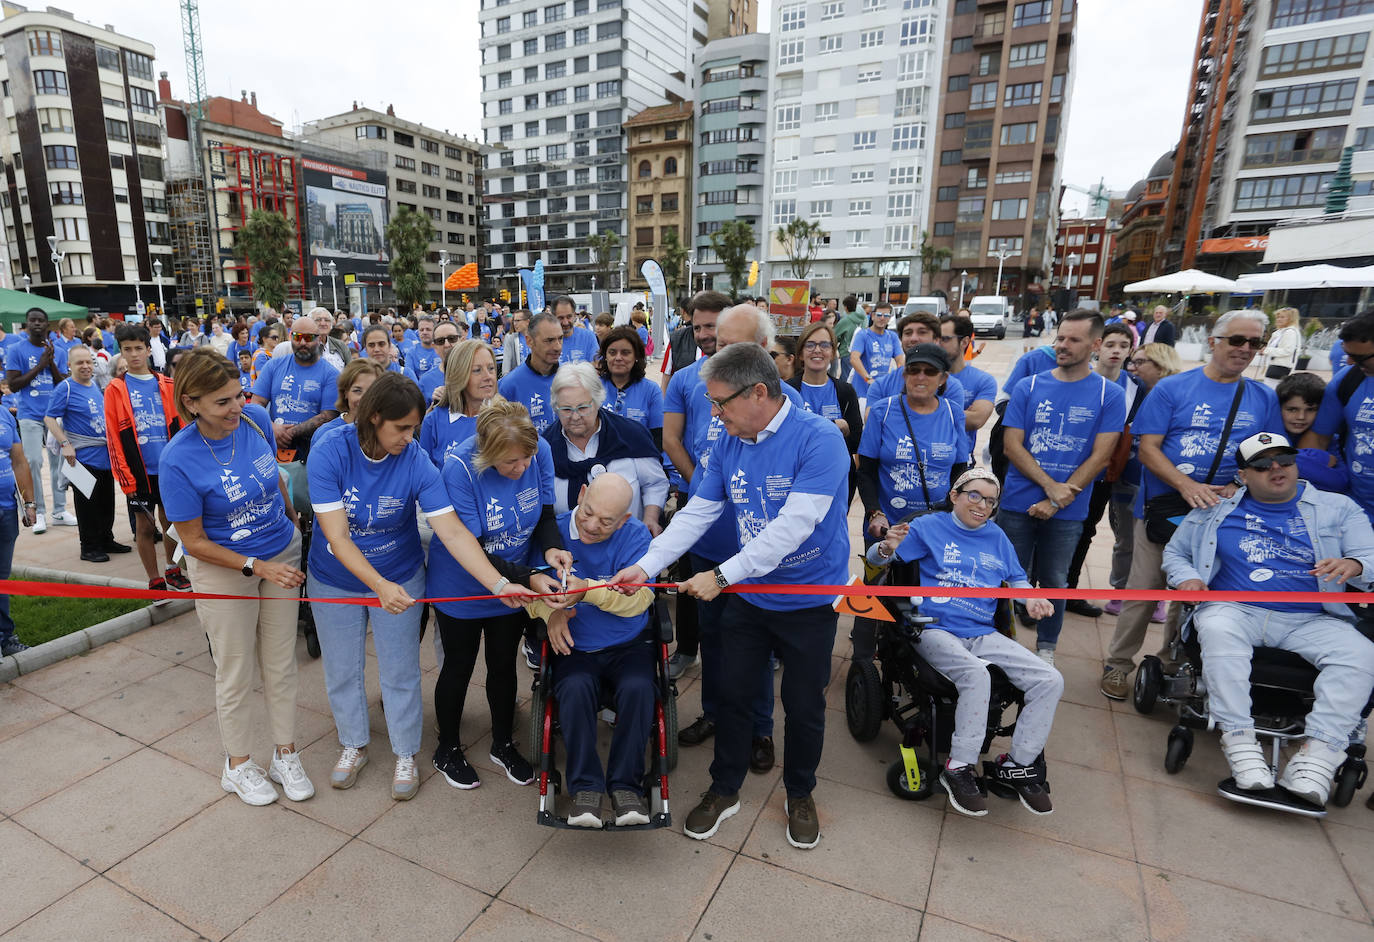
[940,764,988,817]
[684,790,740,840]
[611,788,650,826]
[1100,668,1130,701]
[667,652,697,680]
[567,790,604,828]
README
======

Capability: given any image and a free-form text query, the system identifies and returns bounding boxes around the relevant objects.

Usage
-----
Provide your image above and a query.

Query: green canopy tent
[0,287,88,332]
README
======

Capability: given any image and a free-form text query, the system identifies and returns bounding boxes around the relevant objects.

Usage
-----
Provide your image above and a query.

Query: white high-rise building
[765,0,943,302]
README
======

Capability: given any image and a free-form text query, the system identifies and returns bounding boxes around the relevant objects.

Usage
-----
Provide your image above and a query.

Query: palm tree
[237,209,295,311]
[385,207,435,308]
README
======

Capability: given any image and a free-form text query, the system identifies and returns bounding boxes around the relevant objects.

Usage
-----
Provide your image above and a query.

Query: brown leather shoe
[750,736,775,774]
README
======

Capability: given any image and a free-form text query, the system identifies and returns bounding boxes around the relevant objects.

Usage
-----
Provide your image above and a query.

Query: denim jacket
[1161,482,1374,619]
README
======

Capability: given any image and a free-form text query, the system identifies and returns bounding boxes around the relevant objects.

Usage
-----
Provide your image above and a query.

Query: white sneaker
[1220,729,1273,791]
[31,513,46,535]
[1036,649,1055,667]
[269,748,315,801]
[222,758,278,806]
[50,511,78,526]
[1278,739,1346,806]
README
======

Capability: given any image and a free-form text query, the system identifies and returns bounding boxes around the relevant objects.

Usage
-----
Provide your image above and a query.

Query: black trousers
[72,463,115,552]
[434,609,525,748]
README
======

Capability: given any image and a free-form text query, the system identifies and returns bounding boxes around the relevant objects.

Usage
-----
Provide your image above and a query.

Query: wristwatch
[241,557,256,577]
[713,567,729,589]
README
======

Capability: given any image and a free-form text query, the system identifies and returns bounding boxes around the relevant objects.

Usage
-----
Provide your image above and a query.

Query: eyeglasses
[554,402,596,419]
[434,336,459,346]
[803,340,834,352]
[769,350,788,360]
[904,364,942,377]
[265,334,279,341]
[705,385,751,411]
[1246,453,1297,471]
[1126,357,1149,368]
[959,490,999,510]
[290,332,316,343]
[1216,334,1265,350]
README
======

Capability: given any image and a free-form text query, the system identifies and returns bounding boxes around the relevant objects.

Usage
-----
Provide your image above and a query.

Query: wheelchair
[1132,602,1369,817]
[526,601,679,830]
[844,559,1036,805]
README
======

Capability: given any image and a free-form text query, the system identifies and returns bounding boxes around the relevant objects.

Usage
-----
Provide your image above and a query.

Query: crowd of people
[6,288,1374,843]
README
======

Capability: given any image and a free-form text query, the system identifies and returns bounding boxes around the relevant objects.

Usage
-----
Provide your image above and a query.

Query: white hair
[551,361,606,407]
[719,303,775,345]
[1212,309,1269,337]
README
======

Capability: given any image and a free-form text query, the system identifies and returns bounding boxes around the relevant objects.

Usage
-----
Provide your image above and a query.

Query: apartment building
[624,101,692,292]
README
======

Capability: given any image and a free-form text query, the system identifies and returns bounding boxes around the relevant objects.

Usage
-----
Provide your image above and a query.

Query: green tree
[916,230,952,294]
[386,206,435,308]
[587,230,620,289]
[237,209,295,311]
[776,217,828,280]
[709,219,755,297]
[658,227,689,300]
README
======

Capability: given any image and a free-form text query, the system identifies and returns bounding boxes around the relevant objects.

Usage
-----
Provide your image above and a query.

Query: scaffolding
[214,144,305,303]
[167,176,215,313]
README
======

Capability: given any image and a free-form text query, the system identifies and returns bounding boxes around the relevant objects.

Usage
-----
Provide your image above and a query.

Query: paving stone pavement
[3,337,1370,940]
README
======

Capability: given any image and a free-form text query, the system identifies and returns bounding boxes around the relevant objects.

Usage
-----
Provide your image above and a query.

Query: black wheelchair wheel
[1133,656,1163,715]
[1164,727,1192,774]
[846,660,885,742]
[663,689,679,773]
[886,756,936,801]
[1332,757,1365,808]
[527,678,549,767]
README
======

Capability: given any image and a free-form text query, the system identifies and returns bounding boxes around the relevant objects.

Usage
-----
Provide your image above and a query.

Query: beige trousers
[187,530,302,758]
[1104,521,1181,675]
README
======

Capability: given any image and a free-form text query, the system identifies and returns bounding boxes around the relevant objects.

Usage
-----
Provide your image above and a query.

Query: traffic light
[215,298,225,314]
[500,288,511,301]
[747,260,759,287]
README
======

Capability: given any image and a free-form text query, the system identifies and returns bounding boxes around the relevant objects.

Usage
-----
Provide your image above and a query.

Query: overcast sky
[63,0,1197,212]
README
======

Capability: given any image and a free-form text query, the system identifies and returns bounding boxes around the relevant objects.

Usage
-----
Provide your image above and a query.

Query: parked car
[903,296,949,318]
[967,295,1010,339]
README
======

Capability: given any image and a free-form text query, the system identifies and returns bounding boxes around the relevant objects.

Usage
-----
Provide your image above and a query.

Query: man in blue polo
[554,295,600,365]
[498,311,563,433]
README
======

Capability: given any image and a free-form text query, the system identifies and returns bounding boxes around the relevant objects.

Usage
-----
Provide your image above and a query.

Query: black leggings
[434,609,525,748]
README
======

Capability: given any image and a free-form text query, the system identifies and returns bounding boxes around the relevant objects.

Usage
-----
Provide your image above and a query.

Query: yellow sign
[343,273,357,285]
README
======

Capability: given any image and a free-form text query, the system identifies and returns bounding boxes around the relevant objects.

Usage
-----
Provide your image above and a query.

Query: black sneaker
[1066,599,1103,618]
[434,743,481,789]
[489,740,534,785]
[990,755,1054,815]
[684,790,740,840]
[940,764,988,817]
[0,639,29,657]
[785,794,820,849]
[678,715,716,746]
[523,639,540,670]
[103,541,133,554]
[80,548,110,563]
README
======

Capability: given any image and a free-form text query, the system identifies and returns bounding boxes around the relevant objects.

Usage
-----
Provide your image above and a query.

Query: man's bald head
[575,474,634,543]
[716,304,774,349]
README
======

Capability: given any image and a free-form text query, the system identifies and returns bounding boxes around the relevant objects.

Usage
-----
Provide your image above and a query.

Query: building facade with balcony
[766,0,944,303]
[927,0,1076,305]
[692,31,769,294]
[0,7,168,315]
[1107,150,1173,299]
[1052,215,1110,305]
[624,101,692,293]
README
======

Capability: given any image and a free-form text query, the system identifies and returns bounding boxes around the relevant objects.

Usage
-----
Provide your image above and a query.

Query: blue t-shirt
[851,328,902,397]
[1132,369,1282,512]
[5,339,68,421]
[560,326,600,365]
[427,435,556,618]
[238,368,253,392]
[307,423,452,592]
[1001,345,1056,394]
[1329,339,1347,371]
[692,402,850,610]
[893,511,1028,638]
[558,512,653,652]
[251,355,340,429]
[868,368,967,412]
[858,395,968,517]
[797,378,842,421]
[419,369,445,403]
[0,410,18,509]
[160,403,295,559]
[1002,371,1126,520]
[404,345,443,381]
[603,377,664,430]
[1313,366,1374,518]
[664,358,736,561]
[952,364,997,414]
[419,408,478,468]
[44,379,109,469]
[497,362,557,432]
[124,373,168,474]
[1210,494,1322,614]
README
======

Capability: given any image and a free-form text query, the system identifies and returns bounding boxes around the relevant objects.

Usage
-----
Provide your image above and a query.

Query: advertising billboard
[303,157,390,286]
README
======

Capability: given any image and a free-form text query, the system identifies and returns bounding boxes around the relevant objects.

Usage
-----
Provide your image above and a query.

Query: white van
[966,295,1010,339]
[903,296,948,317]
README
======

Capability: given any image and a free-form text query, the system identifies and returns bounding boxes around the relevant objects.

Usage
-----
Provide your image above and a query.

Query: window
[937,186,959,201]
[819,35,842,54]
[423,184,442,199]
[96,45,120,70]
[525,66,539,82]
[1252,78,1357,120]
[860,29,883,48]
[1272,1,1374,29]
[546,61,566,79]
[991,198,1028,220]
[981,10,1006,34]
[945,112,966,129]
[664,157,677,174]
[44,145,77,170]
[814,167,835,187]
[1050,73,1065,103]
[849,198,872,215]
[596,80,620,97]
[815,102,839,121]
[1234,171,1334,209]
[892,124,925,151]
[597,107,621,126]
[396,155,416,170]
[848,168,874,186]
[499,125,514,141]
[940,149,962,165]
[546,2,565,20]
[548,89,566,106]
[546,115,566,133]
[811,199,833,218]
[27,30,61,56]
[1242,126,1347,166]
[864,0,886,8]
[951,36,973,54]
[1356,126,1374,150]
[636,227,653,246]
[822,1,844,19]
[996,166,1033,184]
[887,192,916,218]
[524,38,539,55]
[50,181,83,206]
[884,225,913,250]
[638,159,653,178]
[848,230,869,248]
[900,16,933,45]
[900,52,929,82]
[124,51,154,80]
[1004,82,1042,107]
[1012,1,1052,27]
[356,124,387,140]
[970,81,998,109]
[524,94,539,110]
[1009,41,1047,68]
[780,4,806,31]
[422,161,440,176]
[853,130,877,150]
[133,121,159,148]
[524,10,539,26]
[967,167,988,189]
[661,193,678,212]
[1000,122,1037,145]
[105,117,130,142]
[957,197,984,222]
[772,198,797,225]
[777,105,801,131]
[895,87,926,118]
[1264,33,1370,79]
[498,43,511,60]
[499,98,513,115]
[989,236,1023,254]
[858,64,883,83]
[779,39,804,65]
[891,165,919,187]
[497,15,511,32]
[774,169,798,193]
[33,70,68,96]
[596,20,620,39]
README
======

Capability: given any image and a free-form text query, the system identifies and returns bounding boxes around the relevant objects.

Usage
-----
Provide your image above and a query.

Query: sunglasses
[1216,334,1265,350]
[1246,453,1297,471]
[905,364,942,376]
[434,336,459,345]
[290,332,316,343]
[1347,350,1374,365]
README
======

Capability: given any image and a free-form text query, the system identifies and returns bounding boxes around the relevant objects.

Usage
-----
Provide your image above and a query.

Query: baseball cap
[1235,431,1297,468]
[1122,311,1137,321]
[904,343,950,371]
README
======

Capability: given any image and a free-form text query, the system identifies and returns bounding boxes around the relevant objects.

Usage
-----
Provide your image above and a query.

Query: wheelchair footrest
[536,809,673,831]
[1217,778,1327,818]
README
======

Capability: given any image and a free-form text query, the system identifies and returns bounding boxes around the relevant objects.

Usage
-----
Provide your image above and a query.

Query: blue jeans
[692,553,774,737]
[553,635,657,793]
[0,507,16,644]
[309,566,425,758]
[995,510,1083,650]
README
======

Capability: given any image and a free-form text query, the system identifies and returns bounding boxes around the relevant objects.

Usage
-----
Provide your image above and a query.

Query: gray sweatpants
[914,628,1064,766]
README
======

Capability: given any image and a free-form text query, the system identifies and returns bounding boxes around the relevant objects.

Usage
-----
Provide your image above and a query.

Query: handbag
[1264,364,1292,380]
[1143,379,1245,544]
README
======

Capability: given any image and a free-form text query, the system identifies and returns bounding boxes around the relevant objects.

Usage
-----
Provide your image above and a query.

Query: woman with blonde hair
[418,338,499,466]
[428,398,573,790]
[156,348,309,806]
[1261,306,1302,385]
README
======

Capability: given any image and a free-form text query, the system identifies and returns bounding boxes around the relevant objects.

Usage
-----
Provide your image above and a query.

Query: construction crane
[1062,178,1113,219]
[180,0,207,171]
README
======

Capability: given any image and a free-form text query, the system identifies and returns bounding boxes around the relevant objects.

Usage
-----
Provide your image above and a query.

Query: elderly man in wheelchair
[1162,432,1374,808]
[524,474,661,828]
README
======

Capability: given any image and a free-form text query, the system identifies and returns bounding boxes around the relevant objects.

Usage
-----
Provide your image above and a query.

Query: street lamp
[618,258,626,293]
[153,259,165,315]
[46,235,64,303]
[439,249,450,310]
[989,240,1017,301]
[21,274,30,293]
[1066,253,1081,293]
[325,260,338,311]
[957,269,968,311]
[316,279,323,304]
